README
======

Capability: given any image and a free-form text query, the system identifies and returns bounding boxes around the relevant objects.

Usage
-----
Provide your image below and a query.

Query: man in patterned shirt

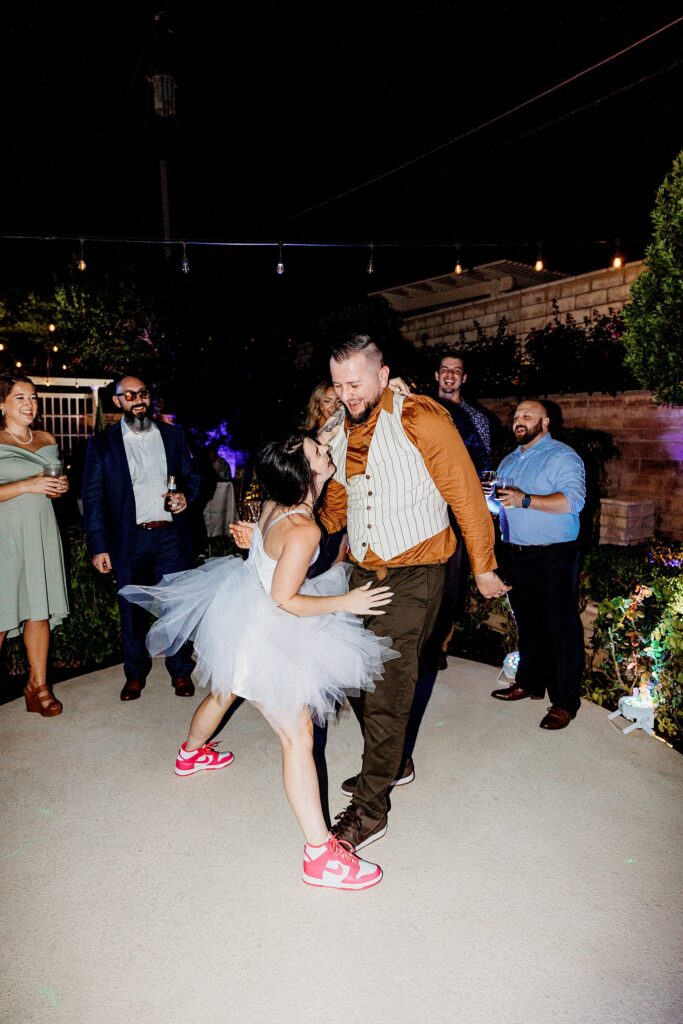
[435,352,491,454]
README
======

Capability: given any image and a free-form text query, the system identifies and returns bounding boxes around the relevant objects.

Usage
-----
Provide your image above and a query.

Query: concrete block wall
[401,262,644,345]
[479,391,683,541]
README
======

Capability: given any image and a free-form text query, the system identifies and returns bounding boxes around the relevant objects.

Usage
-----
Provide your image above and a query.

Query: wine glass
[495,477,515,498]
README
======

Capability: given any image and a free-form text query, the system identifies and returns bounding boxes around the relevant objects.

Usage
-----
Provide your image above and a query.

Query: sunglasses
[116,388,150,401]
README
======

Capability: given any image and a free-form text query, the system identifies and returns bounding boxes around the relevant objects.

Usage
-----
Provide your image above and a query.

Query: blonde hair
[304,381,335,432]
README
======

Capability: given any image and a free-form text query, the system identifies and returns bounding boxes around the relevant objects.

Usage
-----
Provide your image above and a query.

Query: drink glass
[240,498,261,523]
[42,461,64,479]
[479,470,497,498]
[495,477,515,497]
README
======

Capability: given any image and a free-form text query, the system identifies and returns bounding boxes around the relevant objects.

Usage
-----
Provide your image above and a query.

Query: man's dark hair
[330,334,384,366]
[439,350,467,373]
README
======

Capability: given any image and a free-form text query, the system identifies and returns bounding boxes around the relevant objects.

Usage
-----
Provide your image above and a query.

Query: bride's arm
[271,525,392,618]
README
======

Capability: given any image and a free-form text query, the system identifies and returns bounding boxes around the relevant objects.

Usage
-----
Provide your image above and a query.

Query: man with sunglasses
[83,375,201,701]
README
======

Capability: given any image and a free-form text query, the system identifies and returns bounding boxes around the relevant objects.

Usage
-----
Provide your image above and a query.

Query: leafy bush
[524,304,636,396]
[583,541,683,742]
[622,150,683,405]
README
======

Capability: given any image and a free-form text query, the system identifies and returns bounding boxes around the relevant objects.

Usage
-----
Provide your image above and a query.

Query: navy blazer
[82,420,202,566]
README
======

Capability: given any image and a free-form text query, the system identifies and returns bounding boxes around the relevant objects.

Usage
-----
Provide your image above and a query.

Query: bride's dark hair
[256,433,321,509]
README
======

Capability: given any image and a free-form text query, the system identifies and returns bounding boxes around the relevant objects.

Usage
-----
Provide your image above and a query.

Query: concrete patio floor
[2,656,682,1024]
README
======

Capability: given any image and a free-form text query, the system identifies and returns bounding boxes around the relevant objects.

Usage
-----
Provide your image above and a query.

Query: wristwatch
[521,493,532,508]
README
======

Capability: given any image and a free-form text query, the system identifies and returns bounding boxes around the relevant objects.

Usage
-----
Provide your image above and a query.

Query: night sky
[2,2,682,289]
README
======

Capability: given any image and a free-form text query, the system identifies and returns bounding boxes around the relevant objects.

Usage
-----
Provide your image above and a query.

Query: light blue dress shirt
[496,433,585,545]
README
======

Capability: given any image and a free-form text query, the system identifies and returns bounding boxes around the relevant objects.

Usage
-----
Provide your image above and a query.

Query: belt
[137,520,172,530]
[506,541,574,551]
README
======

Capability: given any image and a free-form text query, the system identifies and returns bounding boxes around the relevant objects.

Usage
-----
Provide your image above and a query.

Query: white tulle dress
[119,510,399,724]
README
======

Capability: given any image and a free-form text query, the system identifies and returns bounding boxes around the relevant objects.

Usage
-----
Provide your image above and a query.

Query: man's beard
[514,419,543,445]
[123,408,153,432]
[344,391,382,425]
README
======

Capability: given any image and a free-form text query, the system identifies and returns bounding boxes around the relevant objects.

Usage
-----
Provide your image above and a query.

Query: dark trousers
[115,526,195,683]
[423,516,470,661]
[503,540,583,714]
[348,562,446,820]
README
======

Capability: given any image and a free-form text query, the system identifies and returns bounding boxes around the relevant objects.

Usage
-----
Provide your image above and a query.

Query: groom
[320,334,508,852]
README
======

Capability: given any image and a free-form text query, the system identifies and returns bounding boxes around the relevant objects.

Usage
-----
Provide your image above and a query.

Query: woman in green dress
[0,372,69,716]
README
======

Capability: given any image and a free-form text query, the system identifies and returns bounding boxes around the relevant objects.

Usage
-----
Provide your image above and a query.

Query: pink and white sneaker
[174,741,234,777]
[302,834,383,890]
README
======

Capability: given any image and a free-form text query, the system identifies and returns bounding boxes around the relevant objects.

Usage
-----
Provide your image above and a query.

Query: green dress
[0,443,69,638]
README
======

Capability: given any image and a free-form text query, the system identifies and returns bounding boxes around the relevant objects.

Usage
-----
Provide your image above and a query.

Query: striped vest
[330,393,450,562]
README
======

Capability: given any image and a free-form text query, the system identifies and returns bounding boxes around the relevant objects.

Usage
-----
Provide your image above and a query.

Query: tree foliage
[621,151,683,405]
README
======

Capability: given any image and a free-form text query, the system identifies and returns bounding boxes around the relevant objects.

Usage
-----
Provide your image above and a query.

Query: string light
[534,244,544,272]
[48,323,56,333]
[276,243,285,275]
[180,242,190,273]
[77,238,87,272]
[16,361,22,368]
[367,244,375,274]
[612,239,624,268]
[454,245,463,276]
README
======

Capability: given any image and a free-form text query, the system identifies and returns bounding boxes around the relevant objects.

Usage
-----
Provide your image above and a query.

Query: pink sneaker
[174,741,234,776]
[302,835,383,890]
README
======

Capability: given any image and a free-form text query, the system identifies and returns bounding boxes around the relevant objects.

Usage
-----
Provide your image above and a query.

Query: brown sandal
[23,683,63,717]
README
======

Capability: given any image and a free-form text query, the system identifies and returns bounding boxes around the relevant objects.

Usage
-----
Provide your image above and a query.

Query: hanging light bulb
[454,245,463,276]
[367,244,375,275]
[180,242,190,274]
[276,243,285,275]
[534,245,544,272]
[16,360,22,368]
[77,238,87,272]
[52,345,59,353]
[611,240,624,269]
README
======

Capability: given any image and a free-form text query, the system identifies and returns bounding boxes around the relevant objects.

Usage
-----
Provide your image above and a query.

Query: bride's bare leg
[185,692,237,750]
[262,706,329,846]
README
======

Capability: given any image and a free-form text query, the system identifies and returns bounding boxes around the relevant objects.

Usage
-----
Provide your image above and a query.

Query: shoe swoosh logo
[324,863,351,881]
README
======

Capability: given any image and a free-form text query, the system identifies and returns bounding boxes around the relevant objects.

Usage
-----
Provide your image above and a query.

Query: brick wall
[480,392,683,541]
[401,262,644,344]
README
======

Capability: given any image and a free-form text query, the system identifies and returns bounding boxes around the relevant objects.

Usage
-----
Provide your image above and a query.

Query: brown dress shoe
[491,683,545,701]
[539,706,576,730]
[172,676,195,697]
[120,679,145,701]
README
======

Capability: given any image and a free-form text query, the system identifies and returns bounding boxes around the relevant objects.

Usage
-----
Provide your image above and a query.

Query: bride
[121,433,397,890]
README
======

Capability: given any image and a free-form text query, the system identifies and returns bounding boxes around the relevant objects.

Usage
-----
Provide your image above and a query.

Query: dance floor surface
[2,657,681,1024]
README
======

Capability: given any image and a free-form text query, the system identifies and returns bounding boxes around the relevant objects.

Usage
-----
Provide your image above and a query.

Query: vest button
[366,506,371,511]
[365,474,371,479]
[368,524,372,529]
[367,490,373,496]
[362,542,367,547]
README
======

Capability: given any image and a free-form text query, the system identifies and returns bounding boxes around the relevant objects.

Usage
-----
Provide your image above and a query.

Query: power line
[279,15,683,223]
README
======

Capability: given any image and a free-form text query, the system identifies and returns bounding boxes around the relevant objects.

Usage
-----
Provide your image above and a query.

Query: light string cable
[278,15,683,224]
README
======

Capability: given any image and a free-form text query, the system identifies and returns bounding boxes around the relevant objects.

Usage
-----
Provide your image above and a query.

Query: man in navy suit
[83,375,202,701]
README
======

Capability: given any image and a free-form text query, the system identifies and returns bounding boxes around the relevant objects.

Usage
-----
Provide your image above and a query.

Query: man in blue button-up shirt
[490,400,586,730]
